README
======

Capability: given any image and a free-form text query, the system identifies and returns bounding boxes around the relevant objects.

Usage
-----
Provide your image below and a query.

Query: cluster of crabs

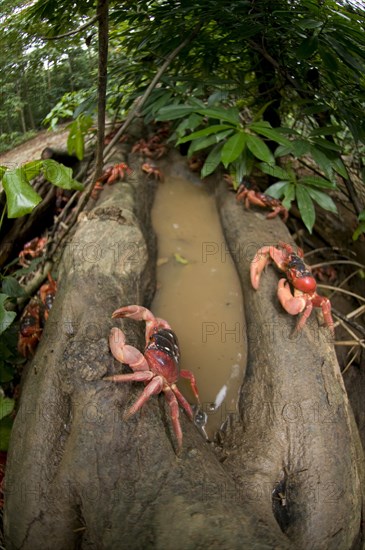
[16,237,58,358]
[92,125,168,198]
[104,240,333,453]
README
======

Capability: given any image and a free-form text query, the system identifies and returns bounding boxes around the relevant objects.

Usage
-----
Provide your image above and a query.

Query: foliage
[1,160,83,221]
[42,90,95,130]
[156,100,341,232]
[352,209,365,241]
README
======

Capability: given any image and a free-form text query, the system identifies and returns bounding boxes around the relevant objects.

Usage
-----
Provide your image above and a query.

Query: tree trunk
[4,150,291,550]
[215,179,365,549]
[4,152,364,549]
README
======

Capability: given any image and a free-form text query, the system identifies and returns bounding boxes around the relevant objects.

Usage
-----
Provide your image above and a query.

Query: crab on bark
[250,242,334,334]
[236,181,288,222]
[141,163,164,181]
[18,237,47,266]
[92,163,132,198]
[104,305,200,452]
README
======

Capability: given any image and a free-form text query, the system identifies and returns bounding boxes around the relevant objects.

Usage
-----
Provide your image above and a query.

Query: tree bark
[215,179,365,549]
[4,152,364,549]
[4,151,291,550]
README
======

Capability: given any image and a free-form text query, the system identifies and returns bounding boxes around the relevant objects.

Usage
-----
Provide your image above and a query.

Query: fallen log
[216,178,365,550]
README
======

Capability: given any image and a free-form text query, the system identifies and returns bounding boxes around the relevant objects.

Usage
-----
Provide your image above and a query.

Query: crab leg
[171,384,193,421]
[312,295,334,334]
[164,385,183,452]
[104,371,154,383]
[179,370,201,404]
[124,375,164,419]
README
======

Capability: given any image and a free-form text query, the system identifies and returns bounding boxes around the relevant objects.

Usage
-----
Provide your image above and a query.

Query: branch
[93,0,109,181]
[42,15,99,40]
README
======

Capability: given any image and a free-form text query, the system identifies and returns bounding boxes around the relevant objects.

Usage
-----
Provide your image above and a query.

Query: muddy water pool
[151,159,246,439]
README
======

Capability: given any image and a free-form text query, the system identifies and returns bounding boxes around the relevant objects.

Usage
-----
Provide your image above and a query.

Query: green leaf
[245,134,274,164]
[42,160,83,191]
[265,181,289,198]
[331,157,348,179]
[187,130,233,157]
[196,107,240,126]
[309,126,342,137]
[250,123,292,147]
[318,45,339,72]
[296,185,315,233]
[311,138,341,152]
[260,163,290,180]
[67,115,93,160]
[156,105,197,121]
[178,124,234,144]
[274,144,294,157]
[0,294,16,335]
[0,414,13,451]
[221,132,247,167]
[21,160,43,181]
[0,166,7,179]
[282,183,296,210]
[296,35,318,59]
[1,277,26,298]
[358,209,365,222]
[2,168,42,218]
[0,395,14,421]
[298,19,323,29]
[299,176,336,189]
[352,221,365,242]
[201,143,224,178]
[291,139,311,157]
[174,253,189,264]
[0,362,15,384]
[309,145,334,176]
[306,187,337,214]
[326,37,365,72]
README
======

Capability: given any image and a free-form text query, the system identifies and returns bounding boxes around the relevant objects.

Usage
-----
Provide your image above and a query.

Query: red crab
[105,305,200,452]
[132,136,167,159]
[142,163,164,181]
[250,242,334,333]
[92,162,132,198]
[39,273,58,320]
[236,181,288,222]
[18,237,47,266]
[18,301,43,357]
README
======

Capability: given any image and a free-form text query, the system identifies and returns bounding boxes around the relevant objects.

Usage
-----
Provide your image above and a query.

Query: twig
[42,15,99,40]
[17,261,53,308]
[310,260,365,270]
[334,340,364,347]
[317,284,365,303]
[332,307,365,338]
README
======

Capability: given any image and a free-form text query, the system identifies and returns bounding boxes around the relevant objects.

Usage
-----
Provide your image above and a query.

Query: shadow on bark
[3,151,364,549]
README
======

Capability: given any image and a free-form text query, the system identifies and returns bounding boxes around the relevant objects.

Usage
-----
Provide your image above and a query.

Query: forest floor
[0,126,69,167]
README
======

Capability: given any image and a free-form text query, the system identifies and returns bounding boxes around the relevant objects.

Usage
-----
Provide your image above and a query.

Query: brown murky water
[151,156,246,439]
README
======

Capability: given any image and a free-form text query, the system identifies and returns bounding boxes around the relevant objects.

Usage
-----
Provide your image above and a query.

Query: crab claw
[277,279,307,316]
[112,305,171,343]
[250,246,274,289]
[112,305,156,322]
[109,327,149,370]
